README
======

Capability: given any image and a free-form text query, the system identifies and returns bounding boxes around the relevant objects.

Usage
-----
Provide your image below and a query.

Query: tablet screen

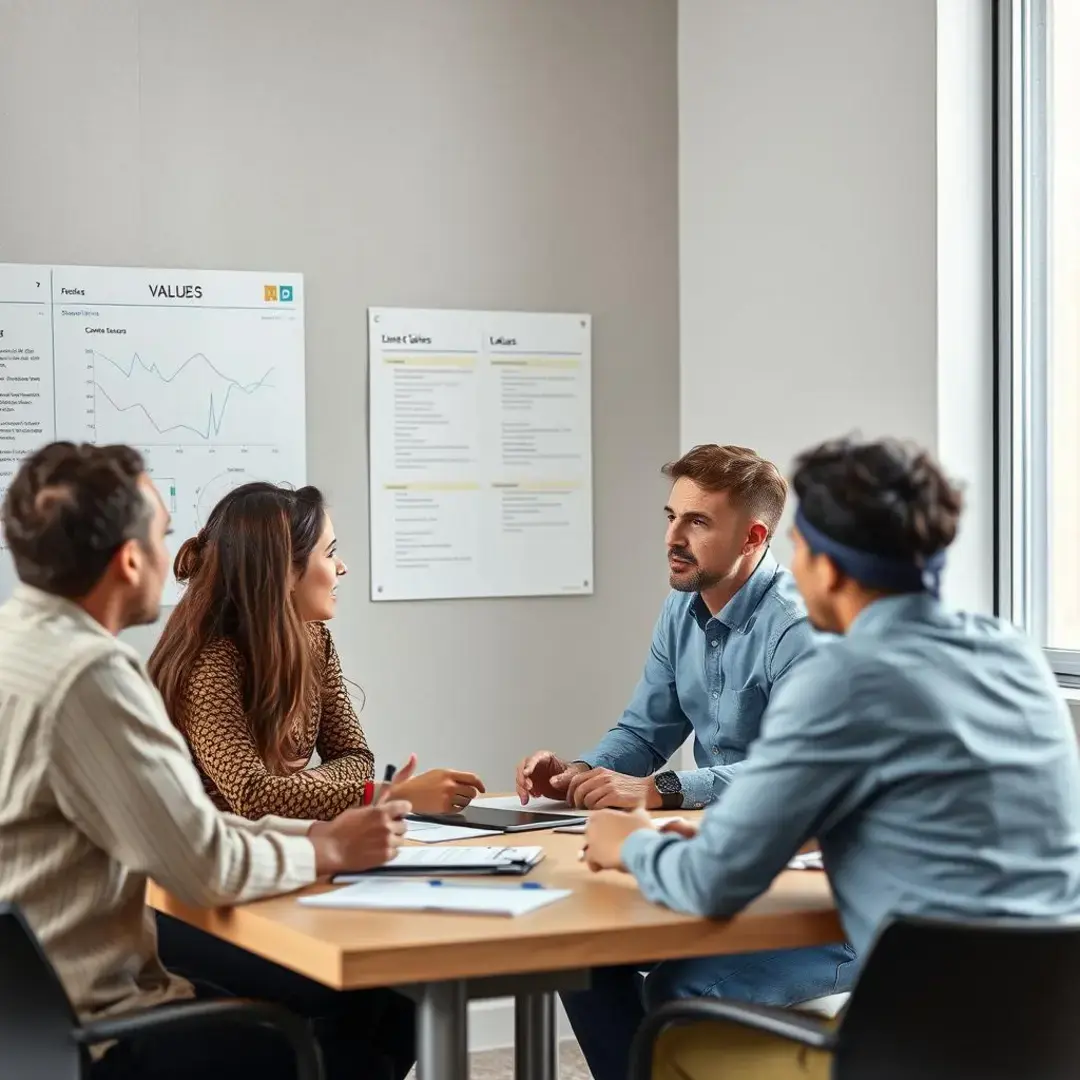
[410,807,586,831]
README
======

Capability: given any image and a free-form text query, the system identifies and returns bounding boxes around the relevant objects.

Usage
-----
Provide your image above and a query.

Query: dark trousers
[91,914,416,1080]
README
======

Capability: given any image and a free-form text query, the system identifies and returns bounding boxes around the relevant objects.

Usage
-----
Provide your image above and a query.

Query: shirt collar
[12,583,117,642]
[687,549,780,633]
[847,591,941,636]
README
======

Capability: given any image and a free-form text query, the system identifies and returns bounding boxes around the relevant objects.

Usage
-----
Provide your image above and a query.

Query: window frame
[995,0,1080,681]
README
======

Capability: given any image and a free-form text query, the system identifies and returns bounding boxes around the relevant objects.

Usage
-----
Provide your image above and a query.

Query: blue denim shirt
[622,594,1080,956]
[579,551,815,809]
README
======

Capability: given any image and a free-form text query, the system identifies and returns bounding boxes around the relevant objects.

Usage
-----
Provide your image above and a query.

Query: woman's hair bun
[173,530,208,583]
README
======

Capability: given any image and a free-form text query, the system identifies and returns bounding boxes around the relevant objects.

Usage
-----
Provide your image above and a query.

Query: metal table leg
[514,991,558,1080]
[416,980,468,1080]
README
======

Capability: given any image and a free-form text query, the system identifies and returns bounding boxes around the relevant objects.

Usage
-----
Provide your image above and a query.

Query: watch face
[656,771,680,795]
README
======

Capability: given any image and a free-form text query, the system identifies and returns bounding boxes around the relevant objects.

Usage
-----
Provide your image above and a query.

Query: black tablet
[408,807,587,833]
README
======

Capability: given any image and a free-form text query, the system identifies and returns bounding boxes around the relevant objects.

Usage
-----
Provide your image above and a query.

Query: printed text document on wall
[368,308,593,601]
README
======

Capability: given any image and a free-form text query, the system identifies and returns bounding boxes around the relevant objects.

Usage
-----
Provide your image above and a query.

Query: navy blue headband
[795,508,945,597]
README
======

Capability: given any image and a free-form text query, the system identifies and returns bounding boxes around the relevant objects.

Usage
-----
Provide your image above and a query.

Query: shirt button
[710,639,719,648]
[712,692,719,699]
[712,745,720,754]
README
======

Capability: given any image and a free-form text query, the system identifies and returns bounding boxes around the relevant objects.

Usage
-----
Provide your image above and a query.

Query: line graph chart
[89,350,276,443]
[49,270,307,605]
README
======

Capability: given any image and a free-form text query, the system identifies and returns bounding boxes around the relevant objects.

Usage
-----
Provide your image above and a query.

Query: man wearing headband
[583,436,1080,1080]
[525,445,854,1080]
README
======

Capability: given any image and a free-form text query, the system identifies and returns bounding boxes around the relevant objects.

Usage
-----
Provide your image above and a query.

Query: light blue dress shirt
[622,594,1080,956]
[579,550,816,808]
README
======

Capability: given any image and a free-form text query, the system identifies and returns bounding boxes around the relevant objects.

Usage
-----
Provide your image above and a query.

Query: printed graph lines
[90,350,274,442]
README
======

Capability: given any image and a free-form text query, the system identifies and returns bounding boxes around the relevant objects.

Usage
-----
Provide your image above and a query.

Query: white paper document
[301,880,570,917]
[474,795,572,813]
[405,819,501,843]
[368,307,593,602]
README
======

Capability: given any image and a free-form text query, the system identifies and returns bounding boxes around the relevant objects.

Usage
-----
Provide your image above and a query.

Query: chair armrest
[74,998,323,1080]
[628,999,839,1080]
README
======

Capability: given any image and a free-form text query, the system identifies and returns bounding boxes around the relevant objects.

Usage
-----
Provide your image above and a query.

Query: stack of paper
[301,880,570,917]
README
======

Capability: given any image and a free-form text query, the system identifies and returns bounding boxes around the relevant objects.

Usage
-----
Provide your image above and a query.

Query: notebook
[331,845,545,882]
[301,879,570,917]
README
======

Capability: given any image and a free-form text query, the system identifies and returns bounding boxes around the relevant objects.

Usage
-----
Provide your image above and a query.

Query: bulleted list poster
[368,308,593,601]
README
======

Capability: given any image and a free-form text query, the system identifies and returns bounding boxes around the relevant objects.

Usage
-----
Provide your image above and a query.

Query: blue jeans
[561,942,858,1080]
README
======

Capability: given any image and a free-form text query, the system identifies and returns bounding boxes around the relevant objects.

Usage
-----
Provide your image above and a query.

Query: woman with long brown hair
[149,481,485,820]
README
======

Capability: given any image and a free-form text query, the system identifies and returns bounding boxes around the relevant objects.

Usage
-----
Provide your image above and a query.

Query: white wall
[679,0,994,612]
[0,0,680,788]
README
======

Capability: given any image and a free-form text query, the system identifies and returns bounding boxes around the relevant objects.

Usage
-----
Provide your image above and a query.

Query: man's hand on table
[515,751,590,802]
[582,807,655,871]
[583,810,700,872]
[565,768,662,810]
[308,800,412,876]
[308,755,418,876]
[657,817,699,839]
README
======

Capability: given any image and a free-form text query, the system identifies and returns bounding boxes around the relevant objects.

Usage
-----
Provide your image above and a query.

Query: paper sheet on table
[474,795,572,813]
[405,819,501,843]
[300,879,570,917]
[787,851,824,870]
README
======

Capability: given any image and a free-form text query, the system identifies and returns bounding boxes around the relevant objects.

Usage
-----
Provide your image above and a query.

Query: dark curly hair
[792,437,963,562]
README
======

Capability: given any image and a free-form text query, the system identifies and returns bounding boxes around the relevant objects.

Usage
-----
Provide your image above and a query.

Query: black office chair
[629,913,1080,1080]
[0,902,323,1080]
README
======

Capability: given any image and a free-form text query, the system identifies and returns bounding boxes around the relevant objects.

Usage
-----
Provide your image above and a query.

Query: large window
[999,0,1080,681]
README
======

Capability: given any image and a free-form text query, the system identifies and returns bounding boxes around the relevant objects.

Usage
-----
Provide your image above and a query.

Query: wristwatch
[654,770,684,810]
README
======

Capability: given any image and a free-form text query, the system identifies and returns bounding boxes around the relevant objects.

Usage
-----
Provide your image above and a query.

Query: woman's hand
[393,769,486,814]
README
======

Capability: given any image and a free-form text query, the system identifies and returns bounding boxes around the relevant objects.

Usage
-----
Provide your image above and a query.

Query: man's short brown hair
[1,442,151,598]
[662,444,788,536]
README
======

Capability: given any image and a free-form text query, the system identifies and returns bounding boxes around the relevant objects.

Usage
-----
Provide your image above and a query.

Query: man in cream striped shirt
[0,442,415,1079]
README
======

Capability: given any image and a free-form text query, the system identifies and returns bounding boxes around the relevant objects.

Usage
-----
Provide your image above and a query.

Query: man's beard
[668,548,724,594]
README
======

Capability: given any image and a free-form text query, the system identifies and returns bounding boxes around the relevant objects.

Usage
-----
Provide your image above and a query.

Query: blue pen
[427,880,545,889]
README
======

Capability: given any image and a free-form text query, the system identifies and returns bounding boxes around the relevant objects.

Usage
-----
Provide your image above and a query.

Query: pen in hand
[372,753,417,807]
[375,763,397,805]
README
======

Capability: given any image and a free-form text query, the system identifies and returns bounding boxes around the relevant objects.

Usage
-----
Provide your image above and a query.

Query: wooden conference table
[148,808,842,1080]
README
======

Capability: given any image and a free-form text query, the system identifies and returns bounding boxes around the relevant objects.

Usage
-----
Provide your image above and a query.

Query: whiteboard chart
[0,264,307,605]
[368,307,593,602]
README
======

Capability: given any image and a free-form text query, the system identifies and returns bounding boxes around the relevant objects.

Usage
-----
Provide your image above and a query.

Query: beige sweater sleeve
[48,654,317,907]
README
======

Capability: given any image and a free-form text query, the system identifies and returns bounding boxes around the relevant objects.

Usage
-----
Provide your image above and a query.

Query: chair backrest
[0,902,85,1080]
[834,913,1080,1080]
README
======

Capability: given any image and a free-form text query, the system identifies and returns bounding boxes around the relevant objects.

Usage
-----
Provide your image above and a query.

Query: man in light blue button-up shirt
[582,436,1080,1080]
[515,444,817,813]
[515,445,855,1080]
[575,552,811,810]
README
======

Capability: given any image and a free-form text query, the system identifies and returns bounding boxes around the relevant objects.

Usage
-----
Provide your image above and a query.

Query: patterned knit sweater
[179,622,375,821]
